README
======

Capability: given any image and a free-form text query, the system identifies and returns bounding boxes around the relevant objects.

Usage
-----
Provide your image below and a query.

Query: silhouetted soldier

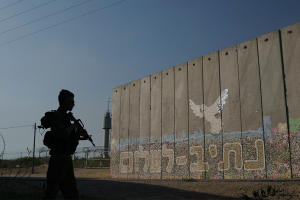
[43,89,88,199]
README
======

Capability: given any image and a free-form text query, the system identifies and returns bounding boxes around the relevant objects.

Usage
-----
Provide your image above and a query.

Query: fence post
[32,123,36,174]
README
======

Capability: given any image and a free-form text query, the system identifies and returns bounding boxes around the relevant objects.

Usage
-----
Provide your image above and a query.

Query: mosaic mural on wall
[111,115,297,179]
[110,84,295,179]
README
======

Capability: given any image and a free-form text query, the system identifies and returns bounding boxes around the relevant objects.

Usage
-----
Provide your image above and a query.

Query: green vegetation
[182,177,196,182]
[0,156,50,168]
[242,186,278,200]
[0,155,110,168]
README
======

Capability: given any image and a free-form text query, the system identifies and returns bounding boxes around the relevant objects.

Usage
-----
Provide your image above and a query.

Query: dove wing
[211,89,228,115]
[189,99,204,118]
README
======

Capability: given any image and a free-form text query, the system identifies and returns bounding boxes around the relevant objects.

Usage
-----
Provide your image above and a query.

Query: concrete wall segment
[150,71,162,179]
[281,22,300,178]
[150,72,162,141]
[111,85,122,178]
[174,62,189,179]
[281,23,300,119]
[203,52,222,135]
[257,30,290,179]
[219,45,243,179]
[140,76,151,140]
[188,57,205,179]
[139,76,151,179]
[128,79,141,179]
[237,38,263,132]
[203,51,223,179]
[161,67,175,179]
[119,83,130,178]
[219,45,241,134]
[237,38,265,179]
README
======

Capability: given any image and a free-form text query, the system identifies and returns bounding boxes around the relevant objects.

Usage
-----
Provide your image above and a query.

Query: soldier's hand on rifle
[69,124,78,132]
[80,129,89,139]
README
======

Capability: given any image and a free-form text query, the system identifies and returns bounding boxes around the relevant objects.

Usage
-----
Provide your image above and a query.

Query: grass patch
[182,177,196,182]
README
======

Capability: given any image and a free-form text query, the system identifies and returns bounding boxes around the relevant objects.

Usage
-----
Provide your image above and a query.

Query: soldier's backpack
[39,110,79,154]
[39,110,56,129]
[39,110,56,149]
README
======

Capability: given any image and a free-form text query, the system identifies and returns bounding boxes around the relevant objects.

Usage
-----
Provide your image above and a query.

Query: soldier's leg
[42,181,60,200]
[59,158,79,199]
[43,155,66,199]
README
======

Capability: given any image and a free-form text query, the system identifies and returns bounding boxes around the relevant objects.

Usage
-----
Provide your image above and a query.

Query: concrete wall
[110,22,300,179]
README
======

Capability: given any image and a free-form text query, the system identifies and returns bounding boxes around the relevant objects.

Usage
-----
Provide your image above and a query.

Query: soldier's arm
[50,113,75,140]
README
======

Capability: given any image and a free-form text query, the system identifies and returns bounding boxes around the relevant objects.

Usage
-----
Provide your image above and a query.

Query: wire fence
[0,146,110,169]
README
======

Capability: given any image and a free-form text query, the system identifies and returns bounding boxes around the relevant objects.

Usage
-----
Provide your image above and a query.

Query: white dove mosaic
[189,89,228,135]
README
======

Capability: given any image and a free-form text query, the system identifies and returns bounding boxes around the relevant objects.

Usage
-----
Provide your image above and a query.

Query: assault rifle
[67,112,95,147]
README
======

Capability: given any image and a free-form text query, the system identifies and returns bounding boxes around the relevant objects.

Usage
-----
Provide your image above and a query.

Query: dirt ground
[1,166,300,199]
[0,164,111,179]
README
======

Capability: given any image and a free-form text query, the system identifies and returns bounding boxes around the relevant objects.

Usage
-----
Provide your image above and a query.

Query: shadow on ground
[77,179,241,200]
[0,177,241,200]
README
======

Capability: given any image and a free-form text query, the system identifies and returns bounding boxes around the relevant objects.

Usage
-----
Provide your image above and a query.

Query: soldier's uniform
[43,107,80,200]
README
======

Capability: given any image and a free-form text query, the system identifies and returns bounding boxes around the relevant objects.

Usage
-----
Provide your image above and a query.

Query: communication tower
[102,98,112,157]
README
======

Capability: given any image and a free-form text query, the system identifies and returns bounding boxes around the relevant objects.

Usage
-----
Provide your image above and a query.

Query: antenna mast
[107,98,111,112]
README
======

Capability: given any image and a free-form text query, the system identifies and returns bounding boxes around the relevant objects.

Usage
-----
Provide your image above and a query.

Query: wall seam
[279,29,293,178]
[160,72,163,179]
[186,62,190,179]
[118,87,122,179]
[149,76,151,179]
[218,50,224,179]
[236,47,243,179]
[256,38,267,179]
[139,79,142,179]
[128,84,130,179]
[173,67,176,179]
[202,57,206,179]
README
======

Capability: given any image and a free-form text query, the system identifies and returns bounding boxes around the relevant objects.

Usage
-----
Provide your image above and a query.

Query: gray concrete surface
[219,45,241,134]
[150,71,162,179]
[140,75,151,179]
[237,38,264,179]
[281,23,300,120]
[219,45,242,179]
[162,67,175,179]
[174,62,189,179]
[281,22,300,178]
[111,85,122,178]
[203,51,223,179]
[128,79,141,179]
[120,83,130,179]
[257,30,290,179]
[237,38,263,132]
[188,56,205,180]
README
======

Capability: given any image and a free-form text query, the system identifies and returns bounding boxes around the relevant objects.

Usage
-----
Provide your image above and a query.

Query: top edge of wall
[219,45,237,54]
[257,30,279,40]
[116,21,300,88]
[281,22,300,32]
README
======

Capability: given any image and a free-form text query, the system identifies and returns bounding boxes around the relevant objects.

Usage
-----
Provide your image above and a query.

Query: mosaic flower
[272,127,279,135]
[289,118,300,132]
[111,138,116,147]
[278,123,287,134]
[263,116,271,126]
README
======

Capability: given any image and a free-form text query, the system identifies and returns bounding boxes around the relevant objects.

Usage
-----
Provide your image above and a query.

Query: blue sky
[0,0,299,155]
